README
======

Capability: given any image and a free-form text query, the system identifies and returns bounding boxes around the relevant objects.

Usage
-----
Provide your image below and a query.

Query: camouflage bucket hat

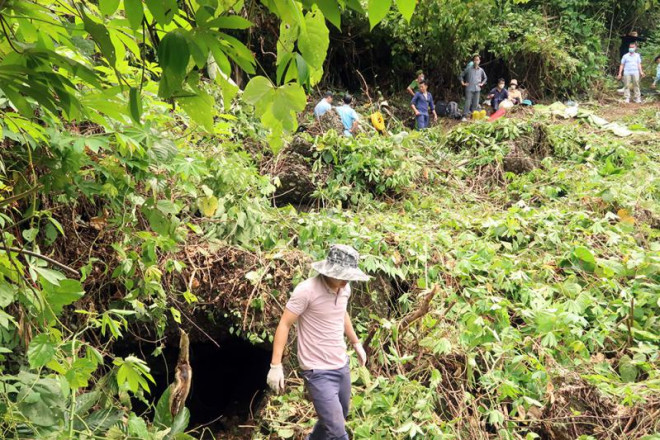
[311,244,370,282]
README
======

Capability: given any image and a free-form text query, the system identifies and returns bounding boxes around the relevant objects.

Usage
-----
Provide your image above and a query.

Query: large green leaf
[157,30,190,98]
[243,76,274,108]
[28,334,56,369]
[145,0,178,25]
[129,86,142,124]
[43,279,85,316]
[99,0,120,16]
[79,6,117,67]
[0,280,16,308]
[154,387,173,428]
[206,15,252,29]
[572,246,596,272]
[315,0,342,28]
[368,0,391,29]
[395,0,416,22]
[298,8,330,72]
[124,0,145,30]
[165,408,190,440]
[179,90,215,132]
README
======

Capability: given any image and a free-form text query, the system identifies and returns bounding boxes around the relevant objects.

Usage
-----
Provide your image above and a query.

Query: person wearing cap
[407,70,425,96]
[508,79,523,105]
[314,91,334,119]
[266,244,370,440]
[459,54,487,121]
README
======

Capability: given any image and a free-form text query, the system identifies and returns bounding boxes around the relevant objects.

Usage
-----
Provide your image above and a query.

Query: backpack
[436,101,450,117]
[447,101,461,119]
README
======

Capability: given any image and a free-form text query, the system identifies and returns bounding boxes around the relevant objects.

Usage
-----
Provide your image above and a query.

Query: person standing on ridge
[314,91,334,118]
[411,80,438,129]
[334,95,360,137]
[617,42,645,104]
[460,54,487,121]
[407,70,425,96]
[266,244,370,440]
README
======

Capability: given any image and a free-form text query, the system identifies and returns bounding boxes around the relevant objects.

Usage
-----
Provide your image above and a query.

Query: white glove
[353,342,367,367]
[267,363,285,393]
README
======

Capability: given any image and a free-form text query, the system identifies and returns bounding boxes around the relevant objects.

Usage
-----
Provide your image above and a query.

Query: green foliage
[312,130,420,203]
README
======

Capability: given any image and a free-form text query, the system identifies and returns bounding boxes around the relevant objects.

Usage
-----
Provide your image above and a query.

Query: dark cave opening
[116,335,272,435]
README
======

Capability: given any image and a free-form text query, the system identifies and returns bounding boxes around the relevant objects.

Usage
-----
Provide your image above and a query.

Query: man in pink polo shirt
[266,244,370,440]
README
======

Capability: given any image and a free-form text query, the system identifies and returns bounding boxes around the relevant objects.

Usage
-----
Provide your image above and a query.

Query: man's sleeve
[408,80,416,89]
[286,286,309,315]
[429,93,435,111]
[482,69,487,84]
[459,68,466,82]
[503,89,509,99]
[411,92,418,106]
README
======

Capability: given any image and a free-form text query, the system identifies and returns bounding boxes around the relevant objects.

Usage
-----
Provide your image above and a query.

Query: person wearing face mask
[508,79,522,105]
[617,42,645,104]
[486,78,509,111]
[459,54,487,121]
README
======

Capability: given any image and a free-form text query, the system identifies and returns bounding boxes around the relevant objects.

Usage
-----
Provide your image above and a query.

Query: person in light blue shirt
[617,42,645,103]
[314,91,334,118]
[334,95,359,137]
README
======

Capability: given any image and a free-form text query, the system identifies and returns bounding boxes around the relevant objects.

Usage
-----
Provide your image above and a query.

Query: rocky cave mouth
[119,335,272,436]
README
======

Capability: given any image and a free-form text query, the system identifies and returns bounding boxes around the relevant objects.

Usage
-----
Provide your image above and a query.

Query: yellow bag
[370,112,385,132]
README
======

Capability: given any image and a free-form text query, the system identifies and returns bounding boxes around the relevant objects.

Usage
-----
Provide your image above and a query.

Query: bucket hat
[311,244,370,282]
[510,79,519,86]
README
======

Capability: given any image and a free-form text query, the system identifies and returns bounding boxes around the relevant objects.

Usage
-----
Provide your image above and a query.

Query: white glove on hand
[353,342,367,367]
[267,364,285,394]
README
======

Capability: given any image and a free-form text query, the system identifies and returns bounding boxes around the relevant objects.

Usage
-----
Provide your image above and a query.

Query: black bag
[436,101,450,117]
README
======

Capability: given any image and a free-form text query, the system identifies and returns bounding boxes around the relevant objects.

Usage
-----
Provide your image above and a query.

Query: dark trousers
[416,113,429,129]
[302,362,351,440]
[464,90,480,116]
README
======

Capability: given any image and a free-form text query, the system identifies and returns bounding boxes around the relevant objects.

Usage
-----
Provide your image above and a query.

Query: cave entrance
[120,334,272,437]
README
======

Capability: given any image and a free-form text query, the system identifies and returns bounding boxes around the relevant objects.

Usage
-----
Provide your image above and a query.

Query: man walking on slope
[459,54,487,121]
[267,244,370,440]
[618,42,645,104]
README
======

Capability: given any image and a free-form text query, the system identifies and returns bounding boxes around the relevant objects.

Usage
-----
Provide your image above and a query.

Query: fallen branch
[1,245,80,277]
[0,185,42,207]
[399,284,440,331]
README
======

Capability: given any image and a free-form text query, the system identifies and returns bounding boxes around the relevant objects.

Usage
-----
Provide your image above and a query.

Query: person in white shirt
[617,42,645,104]
[314,91,334,118]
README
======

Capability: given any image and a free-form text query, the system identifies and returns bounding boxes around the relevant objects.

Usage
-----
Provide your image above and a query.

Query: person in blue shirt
[486,78,509,111]
[410,80,437,130]
[652,55,660,90]
[314,91,334,118]
[334,95,359,137]
[617,42,645,103]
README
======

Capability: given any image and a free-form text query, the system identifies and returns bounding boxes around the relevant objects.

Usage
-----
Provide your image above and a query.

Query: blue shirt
[314,99,332,118]
[621,53,642,76]
[654,63,660,85]
[411,91,434,115]
[488,87,509,103]
[335,104,359,137]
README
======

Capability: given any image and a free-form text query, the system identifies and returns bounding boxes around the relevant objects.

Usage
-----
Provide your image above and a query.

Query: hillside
[0,1,659,440]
